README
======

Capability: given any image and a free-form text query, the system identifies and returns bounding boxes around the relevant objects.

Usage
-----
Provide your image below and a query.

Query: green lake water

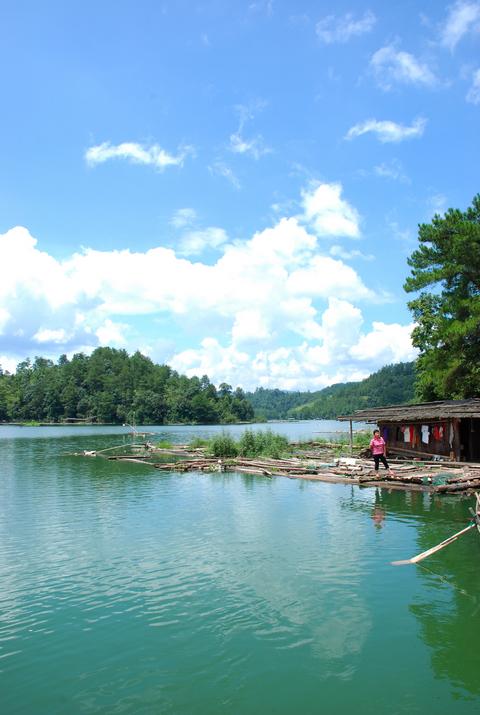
[1,423,480,714]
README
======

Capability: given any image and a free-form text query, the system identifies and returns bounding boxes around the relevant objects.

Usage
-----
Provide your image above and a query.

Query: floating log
[434,479,480,493]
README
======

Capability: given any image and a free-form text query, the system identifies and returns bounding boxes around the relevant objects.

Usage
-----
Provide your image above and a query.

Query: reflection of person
[371,489,385,528]
[371,505,385,528]
[370,429,390,472]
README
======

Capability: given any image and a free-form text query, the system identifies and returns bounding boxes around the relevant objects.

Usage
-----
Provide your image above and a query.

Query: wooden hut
[338,398,480,462]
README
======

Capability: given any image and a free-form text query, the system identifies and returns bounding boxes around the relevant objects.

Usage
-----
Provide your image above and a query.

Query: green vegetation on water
[194,429,291,459]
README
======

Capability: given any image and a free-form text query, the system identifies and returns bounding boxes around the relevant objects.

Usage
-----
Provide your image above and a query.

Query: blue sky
[1,0,479,389]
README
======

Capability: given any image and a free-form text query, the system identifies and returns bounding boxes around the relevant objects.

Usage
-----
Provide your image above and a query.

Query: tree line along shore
[0,351,414,426]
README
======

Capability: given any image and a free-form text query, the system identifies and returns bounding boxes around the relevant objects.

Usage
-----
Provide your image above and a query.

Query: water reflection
[2,430,480,713]
[379,490,480,698]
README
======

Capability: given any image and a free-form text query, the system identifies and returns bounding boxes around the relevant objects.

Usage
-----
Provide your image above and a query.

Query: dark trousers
[373,454,389,471]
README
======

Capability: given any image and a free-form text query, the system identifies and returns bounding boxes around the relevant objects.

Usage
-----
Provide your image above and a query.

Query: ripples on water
[1,427,480,714]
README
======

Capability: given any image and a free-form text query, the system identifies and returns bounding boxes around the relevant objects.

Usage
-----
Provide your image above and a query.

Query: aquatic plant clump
[207,433,239,458]
[201,430,290,459]
[237,429,290,459]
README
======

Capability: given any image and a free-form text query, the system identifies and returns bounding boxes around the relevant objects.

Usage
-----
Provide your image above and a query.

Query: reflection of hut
[338,399,480,462]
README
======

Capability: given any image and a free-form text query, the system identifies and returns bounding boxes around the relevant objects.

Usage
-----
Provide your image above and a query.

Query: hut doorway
[460,418,480,461]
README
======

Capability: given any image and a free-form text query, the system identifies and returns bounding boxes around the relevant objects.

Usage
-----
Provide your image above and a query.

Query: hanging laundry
[409,425,415,445]
[382,427,388,441]
[421,425,429,444]
[433,425,440,440]
[438,425,444,440]
[404,426,410,443]
[449,422,454,448]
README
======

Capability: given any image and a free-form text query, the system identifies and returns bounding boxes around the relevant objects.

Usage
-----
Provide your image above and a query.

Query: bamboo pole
[392,523,476,566]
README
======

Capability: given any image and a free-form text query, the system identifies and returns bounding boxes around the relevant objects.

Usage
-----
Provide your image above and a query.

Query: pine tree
[404,194,480,399]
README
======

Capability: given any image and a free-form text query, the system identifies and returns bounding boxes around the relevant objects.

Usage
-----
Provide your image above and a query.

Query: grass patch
[155,440,173,449]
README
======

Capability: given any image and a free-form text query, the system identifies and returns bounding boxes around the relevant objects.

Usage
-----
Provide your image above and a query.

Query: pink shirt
[370,436,386,455]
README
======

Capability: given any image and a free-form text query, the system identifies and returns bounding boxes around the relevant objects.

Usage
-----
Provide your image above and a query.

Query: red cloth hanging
[409,425,415,445]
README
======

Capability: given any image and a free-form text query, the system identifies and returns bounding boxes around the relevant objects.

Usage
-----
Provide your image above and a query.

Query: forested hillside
[246,362,415,420]
[0,348,254,425]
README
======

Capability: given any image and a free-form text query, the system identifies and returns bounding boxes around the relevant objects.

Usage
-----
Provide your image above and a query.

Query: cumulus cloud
[287,256,374,300]
[301,182,361,238]
[349,321,418,365]
[440,1,480,51]
[178,227,229,256]
[0,182,415,388]
[316,10,376,44]
[33,328,69,344]
[370,46,438,89]
[170,303,417,391]
[85,141,194,170]
[466,67,480,103]
[96,319,128,346]
[345,117,426,143]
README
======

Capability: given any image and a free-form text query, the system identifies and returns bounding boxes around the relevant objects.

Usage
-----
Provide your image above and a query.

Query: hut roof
[338,398,480,423]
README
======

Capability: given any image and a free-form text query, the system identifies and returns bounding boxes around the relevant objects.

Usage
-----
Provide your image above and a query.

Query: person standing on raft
[370,429,391,473]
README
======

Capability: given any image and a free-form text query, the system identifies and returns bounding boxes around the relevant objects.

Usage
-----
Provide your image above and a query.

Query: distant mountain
[246,362,416,420]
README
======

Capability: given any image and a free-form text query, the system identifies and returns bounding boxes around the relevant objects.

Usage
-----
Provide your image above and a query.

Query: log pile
[434,467,480,494]
[74,442,480,495]
[150,455,480,494]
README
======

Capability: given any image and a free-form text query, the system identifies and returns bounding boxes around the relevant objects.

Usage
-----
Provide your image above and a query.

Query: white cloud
[85,141,194,170]
[231,309,271,344]
[0,354,18,374]
[170,303,417,391]
[370,45,438,90]
[178,227,229,256]
[287,256,374,301]
[0,181,415,389]
[466,67,480,103]
[209,161,241,189]
[350,321,418,365]
[316,10,376,44]
[95,319,128,347]
[170,208,197,229]
[229,131,271,159]
[301,182,361,238]
[228,102,271,160]
[346,117,426,143]
[33,328,69,344]
[440,1,480,51]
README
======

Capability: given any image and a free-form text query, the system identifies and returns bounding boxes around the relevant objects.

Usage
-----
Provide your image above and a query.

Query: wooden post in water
[349,420,353,455]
